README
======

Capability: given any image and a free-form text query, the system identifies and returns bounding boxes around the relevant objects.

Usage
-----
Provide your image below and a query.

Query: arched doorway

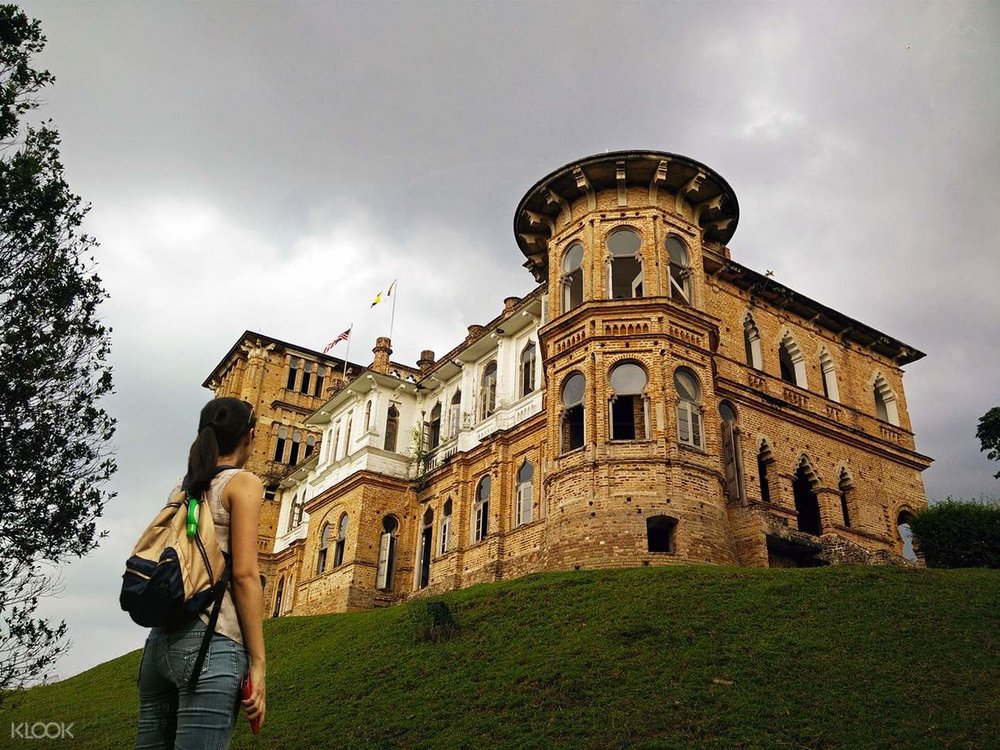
[793,463,822,535]
[417,507,433,589]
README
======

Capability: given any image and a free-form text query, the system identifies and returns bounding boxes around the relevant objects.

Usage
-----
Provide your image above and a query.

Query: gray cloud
[15,0,1000,680]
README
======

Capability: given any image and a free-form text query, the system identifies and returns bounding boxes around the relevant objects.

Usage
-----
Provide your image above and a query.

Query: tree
[977,407,1000,480]
[0,6,115,700]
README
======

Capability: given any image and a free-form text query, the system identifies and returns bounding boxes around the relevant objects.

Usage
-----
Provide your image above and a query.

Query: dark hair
[185,397,255,496]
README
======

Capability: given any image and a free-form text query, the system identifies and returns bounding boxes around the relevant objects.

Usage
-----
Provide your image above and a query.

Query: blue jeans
[135,618,249,750]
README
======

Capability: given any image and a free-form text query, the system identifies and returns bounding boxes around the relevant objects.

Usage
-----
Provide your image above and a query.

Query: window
[820,348,840,402]
[647,515,677,553]
[793,459,822,535]
[417,508,433,590]
[562,241,584,313]
[873,374,900,425]
[286,358,300,390]
[520,342,537,397]
[285,493,297,533]
[428,402,442,450]
[674,368,703,449]
[376,516,398,591]
[305,434,316,458]
[384,405,399,451]
[272,576,285,617]
[439,498,452,555]
[315,366,326,397]
[720,401,745,502]
[273,427,287,462]
[331,422,341,461]
[448,390,462,438]
[561,372,585,452]
[364,400,372,431]
[480,361,497,420]
[294,493,306,527]
[516,462,534,526]
[838,469,852,527]
[757,439,774,503]
[609,362,648,440]
[288,430,302,465]
[300,362,313,395]
[473,475,491,542]
[666,237,691,305]
[316,522,330,574]
[778,331,808,388]
[744,313,763,370]
[342,412,353,456]
[333,514,347,567]
[607,228,643,299]
[897,510,917,561]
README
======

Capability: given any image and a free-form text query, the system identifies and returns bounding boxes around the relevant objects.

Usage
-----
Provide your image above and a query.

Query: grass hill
[2,566,998,749]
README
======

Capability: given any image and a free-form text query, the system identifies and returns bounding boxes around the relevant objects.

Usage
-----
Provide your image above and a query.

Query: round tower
[513,150,742,568]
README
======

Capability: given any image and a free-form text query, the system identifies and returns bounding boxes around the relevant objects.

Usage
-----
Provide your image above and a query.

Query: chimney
[372,337,392,375]
[504,296,521,314]
[418,349,435,374]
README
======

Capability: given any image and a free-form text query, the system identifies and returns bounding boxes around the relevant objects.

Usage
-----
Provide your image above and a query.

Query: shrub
[910,499,1000,568]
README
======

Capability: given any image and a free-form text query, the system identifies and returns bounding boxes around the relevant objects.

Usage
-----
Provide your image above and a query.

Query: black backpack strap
[186,554,231,692]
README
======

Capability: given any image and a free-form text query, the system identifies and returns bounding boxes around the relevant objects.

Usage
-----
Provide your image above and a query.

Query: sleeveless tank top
[169,468,250,646]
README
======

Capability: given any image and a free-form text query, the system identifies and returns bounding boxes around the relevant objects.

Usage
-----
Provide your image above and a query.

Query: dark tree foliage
[977,407,1000,479]
[0,6,115,699]
[910,500,1000,569]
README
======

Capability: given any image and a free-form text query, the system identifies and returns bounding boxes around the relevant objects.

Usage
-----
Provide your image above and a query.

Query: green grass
[3,566,999,749]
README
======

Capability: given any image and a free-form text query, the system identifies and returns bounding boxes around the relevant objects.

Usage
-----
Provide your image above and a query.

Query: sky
[12,0,1000,681]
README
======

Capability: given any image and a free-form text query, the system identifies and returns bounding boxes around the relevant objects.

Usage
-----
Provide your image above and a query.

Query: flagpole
[342,323,352,380]
[388,280,398,342]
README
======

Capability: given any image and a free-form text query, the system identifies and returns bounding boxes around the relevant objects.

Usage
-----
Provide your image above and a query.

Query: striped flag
[322,327,351,354]
[371,279,397,307]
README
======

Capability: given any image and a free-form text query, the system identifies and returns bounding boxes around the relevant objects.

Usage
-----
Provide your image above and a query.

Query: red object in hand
[240,675,261,735]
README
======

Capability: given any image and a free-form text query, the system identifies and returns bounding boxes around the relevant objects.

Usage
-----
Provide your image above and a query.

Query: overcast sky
[15,1,1000,681]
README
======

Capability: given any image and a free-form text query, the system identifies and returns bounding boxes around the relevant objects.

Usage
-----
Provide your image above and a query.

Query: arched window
[285,493,298,533]
[333,513,348,567]
[793,458,822,535]
[897,510,917,561]
[674,368,703,449]
[376,515,399,591]
[873,374,900,425]
[607,228,643,299]
[647,515,678,553]
[820,348,840,402]
[609,362,648,440]
[757,439,774,503]
[778,331,808,388]
[288,430,302,465]
[286,357,300,390]
[428,402,442,450]
[562,241,584,313]
[273,426,287,462]
[343,412,353,456]
[520,342,537,397]
[838,469,853,527]
[561,372,586,453]
[331,421,341,461]
[294,492,306,528]
[448,390,462,438]
[417,507,434,590]
[473,475,491,543]
[720,401,745,502]
[316,522,331,574]
[364,400,372,431]
[272,576,285,617]
[384,405,399,451]
[666,237,691,305]
[516,461,534,527]
[480,361,497,420]
[315,366,326,397]
[305,434,316,458]
[743,313,763,370]
[300,362,313,395]
[439,498,452,555]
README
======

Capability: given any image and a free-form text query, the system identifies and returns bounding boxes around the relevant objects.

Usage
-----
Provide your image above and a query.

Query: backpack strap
[186,553,231,692]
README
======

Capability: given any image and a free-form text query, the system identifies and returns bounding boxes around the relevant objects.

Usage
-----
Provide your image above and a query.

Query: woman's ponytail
[185,425,220,497]
[184,397,255,497]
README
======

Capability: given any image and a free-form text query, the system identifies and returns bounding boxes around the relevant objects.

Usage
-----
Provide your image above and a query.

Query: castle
[202,150,931,617]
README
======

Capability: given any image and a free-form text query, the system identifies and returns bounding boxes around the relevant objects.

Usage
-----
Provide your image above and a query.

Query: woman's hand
[241,659,266,729]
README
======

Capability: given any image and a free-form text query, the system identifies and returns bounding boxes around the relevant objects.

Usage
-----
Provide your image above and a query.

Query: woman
[135,397,267,749]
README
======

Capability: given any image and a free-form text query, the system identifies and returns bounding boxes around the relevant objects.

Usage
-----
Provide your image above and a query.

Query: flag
[323,327,351,353]
[371,279,397,307]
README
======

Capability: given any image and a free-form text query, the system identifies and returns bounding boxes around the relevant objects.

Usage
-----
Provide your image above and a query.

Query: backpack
[119,465,237,691]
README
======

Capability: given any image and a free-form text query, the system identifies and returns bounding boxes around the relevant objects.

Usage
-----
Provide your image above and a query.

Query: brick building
[204,150,932,617]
